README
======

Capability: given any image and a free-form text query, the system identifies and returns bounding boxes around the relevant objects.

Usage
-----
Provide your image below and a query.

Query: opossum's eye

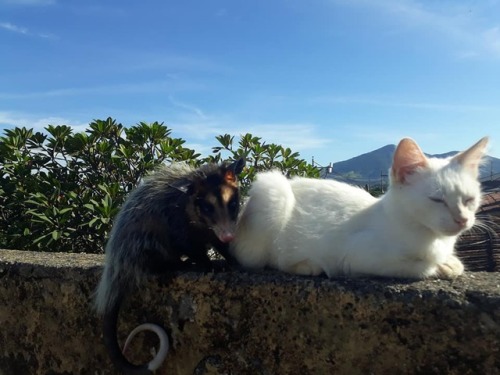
[198,200,215,215]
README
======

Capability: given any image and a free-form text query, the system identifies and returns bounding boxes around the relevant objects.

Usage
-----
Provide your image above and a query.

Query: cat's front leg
[436,255,464,279]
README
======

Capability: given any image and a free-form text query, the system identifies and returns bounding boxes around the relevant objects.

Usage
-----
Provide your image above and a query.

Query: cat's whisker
[472,216,500,235]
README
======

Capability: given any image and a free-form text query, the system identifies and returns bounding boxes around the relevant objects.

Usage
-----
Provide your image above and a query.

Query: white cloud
[0,0,55,5]
[0,22,28,35]
[0,111,88,134]
[172,118,331,155]
[0,21,56,39]
[150,96,334,155]
[0,78,204,100]
[168,96,207,120]
[236,123,331,151]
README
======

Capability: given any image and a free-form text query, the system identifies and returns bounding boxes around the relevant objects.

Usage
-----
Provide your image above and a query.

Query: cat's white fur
[231,137,489,279]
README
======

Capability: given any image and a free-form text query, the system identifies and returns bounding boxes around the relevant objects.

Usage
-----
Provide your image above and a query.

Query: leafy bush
[208,133,319,195]
[0,118,318,253]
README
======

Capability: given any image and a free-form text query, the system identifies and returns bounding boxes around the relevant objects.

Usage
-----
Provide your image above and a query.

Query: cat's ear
[452,136,489,177]
[391,138,428,184]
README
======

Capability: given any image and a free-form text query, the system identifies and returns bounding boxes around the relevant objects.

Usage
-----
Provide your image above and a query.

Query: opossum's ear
[169,179,192,194]
[229,158,245,175]
[225,158,245,183]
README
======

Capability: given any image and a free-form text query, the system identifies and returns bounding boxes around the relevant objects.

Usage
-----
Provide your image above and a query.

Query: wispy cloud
[168,96,207,120]
[0,111,88,134]
[137,95,333,155]
[177,123,331,159]
[312,95,495,112]
[174,119,331,154]
[0,22,28,35]
[0,78,204,100]
[237,123,331,151]
[0,21,56,39]
[332,0,500,59]
[0,0,55,4]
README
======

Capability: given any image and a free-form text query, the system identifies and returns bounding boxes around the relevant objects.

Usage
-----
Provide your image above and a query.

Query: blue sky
[1,0,500,166]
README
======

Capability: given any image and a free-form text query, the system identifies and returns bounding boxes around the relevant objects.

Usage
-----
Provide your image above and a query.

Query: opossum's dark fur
[94,159,244,374]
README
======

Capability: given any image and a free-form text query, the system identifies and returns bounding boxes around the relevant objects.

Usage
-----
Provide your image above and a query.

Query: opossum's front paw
[436,255,464,279]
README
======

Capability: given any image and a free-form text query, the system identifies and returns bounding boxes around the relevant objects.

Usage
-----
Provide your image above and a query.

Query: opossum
[94,158,245,374]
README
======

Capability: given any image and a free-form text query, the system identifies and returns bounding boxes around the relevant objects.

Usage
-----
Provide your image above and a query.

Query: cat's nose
[454,217,468,227]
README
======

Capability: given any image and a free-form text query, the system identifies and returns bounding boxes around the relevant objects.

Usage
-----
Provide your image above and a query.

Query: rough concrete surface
[0,249,499,375]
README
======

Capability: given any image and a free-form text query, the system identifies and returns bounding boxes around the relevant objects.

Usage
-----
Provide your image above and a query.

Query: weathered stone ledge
[0,249,499,375]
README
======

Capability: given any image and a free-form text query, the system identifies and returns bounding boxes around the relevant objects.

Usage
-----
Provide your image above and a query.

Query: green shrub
[0,118,318,253]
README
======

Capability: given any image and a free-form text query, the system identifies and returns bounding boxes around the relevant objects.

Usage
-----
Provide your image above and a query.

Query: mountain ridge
[330,144,500,183]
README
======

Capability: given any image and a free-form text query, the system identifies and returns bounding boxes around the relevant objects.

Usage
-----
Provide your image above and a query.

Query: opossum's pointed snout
[214,227,236,243]
[219,232,236,243]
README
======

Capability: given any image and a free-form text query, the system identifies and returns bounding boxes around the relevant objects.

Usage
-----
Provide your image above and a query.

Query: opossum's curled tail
[122,323,169,362]
[103,294,168,374]
[95,251,168,374]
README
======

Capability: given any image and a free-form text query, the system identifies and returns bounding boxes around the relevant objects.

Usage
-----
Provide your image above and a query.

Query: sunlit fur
[231,137,488,279]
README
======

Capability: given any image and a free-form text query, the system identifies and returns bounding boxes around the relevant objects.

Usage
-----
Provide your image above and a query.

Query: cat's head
[390,137,489,236]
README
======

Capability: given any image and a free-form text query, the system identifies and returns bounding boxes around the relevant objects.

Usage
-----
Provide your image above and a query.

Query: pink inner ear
[394,162,427,183]
[452,136,489,176]
[392,138,428,183]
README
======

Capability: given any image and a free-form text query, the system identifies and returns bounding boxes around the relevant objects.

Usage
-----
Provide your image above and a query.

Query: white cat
[231,137,489,279]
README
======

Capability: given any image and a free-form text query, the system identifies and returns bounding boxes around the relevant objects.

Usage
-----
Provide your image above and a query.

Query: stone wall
[0,249,499,375]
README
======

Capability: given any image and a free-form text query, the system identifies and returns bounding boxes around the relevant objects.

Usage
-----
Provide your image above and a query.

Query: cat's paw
[436,255,464,279]
[288,260,323,276]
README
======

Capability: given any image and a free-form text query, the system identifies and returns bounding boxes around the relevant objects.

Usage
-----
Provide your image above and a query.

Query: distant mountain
[331,144,396,181]
[330,144,500,184]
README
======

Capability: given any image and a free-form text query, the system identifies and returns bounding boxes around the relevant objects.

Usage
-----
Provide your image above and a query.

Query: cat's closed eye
[429,197,448,206]
[463,197,475,206]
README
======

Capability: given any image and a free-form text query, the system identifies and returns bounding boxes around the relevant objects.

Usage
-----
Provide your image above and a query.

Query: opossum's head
[186,159,245,243]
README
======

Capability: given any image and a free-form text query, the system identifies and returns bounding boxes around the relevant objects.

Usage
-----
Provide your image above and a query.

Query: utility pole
[380,171,388,193]
[312,157,333,178]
